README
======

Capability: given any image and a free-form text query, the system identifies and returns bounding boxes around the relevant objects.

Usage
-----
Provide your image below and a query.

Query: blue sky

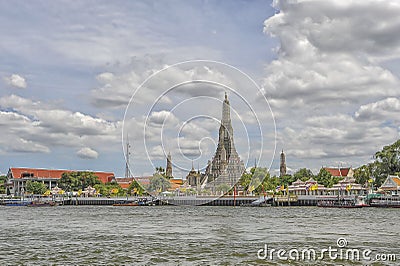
[1,0,400,178]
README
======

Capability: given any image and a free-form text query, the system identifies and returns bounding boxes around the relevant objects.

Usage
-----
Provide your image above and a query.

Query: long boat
[113,202,139,206]
[27,200,58,207]
[317,197,363,208]
[1,199,32,206]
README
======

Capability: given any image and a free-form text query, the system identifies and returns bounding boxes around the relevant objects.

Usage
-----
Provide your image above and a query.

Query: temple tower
[207,92,244,188]
[280,149,286,177]
[166,152,173,178]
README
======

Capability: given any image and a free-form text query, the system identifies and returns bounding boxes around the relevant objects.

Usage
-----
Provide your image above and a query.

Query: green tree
[26,180,48,195]
[293,168,314,181]
[0,175,6,194]
[280,174,295,187]
[155,167,166,176]
[244,167,274,194]
[354,164,372,187]
[147,173,171,193]
[216,183,231,193]
[239,169,253,191]
[59,171,101,192]
[94,181,125,197]
[375,139,400,175]
[127,180,145,196]
[315,168,341,188]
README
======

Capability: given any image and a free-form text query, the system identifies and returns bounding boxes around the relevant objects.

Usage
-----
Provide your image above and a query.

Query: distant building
[115,176,152,189]
[166,152,173,178]
[280,150,286,177]
[115,177,135,189]
[6,167,115,196]
[324,167,354,178]
[169,179,184,191]
[186,163,206,190]
[380,175,400,195]
[203,92,245,190]
[289,177,326,196]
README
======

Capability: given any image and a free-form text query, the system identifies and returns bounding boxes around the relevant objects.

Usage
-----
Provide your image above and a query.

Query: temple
[203,92,245,191]
[280,150,286,177]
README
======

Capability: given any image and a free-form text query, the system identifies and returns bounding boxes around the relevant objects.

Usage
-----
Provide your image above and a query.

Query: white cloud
[355,97,400,122]
[77,147,98,159]
[0,95,121,156]
[263,0,400,171]
[148,110,179,127]
[263,0,400,112]
[5,74,27,89]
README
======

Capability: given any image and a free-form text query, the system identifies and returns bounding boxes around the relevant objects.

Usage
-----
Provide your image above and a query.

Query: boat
[3,200,31,206]
[369,198,400,208]
[113,202,139,206]
[317,198,362,208]
[27,200,58,207]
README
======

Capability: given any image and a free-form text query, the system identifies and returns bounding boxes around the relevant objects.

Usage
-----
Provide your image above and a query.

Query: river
[0,206,398,265]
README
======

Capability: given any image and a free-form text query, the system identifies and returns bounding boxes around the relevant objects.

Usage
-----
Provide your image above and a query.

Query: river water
[0,206,398,265]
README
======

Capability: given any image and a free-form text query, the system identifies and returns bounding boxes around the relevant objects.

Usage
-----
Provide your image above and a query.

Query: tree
[374,139,400,175]
[127,180,145,196]
[315,168,341,188]
[354,140,400,188]
[26,181,48,195]
[155,167,166,176]
[216,183,230,193]
[0,175,6,194]
[147,173,171,193]
[58,171,101,192]
[280,174,295,187]
[293,168,314,181]
[239,169,253,191]
[94,181,125,197]
[354,164,372,187]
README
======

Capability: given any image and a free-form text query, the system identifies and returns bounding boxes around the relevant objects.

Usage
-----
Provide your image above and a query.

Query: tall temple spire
[219,92,236,160]
[206,93,244,187]
[166,152,173,178]
[280,149,286,177]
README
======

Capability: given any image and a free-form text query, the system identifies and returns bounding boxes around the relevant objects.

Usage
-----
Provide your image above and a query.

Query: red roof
[115,177,135,189]
[8,168,114,184]
[324,167,350,177]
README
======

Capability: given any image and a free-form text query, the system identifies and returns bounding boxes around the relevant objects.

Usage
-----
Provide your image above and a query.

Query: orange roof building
[6,167,115,196]
[115,176,152,189]
[324,167,354,178]
[380,175,400,193]
[169,178,184,191]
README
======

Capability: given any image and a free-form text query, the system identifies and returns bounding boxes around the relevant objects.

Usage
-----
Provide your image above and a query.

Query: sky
[1,0,399,178]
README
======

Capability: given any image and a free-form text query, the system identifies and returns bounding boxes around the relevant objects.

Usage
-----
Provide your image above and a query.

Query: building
[115,177,135,189]
[115,176,152,189]
[186,163,206,190]
[289,177,327,196]
[6,167,115,196]
[380,175,400,195]
[324,167,354,178]
[166,152,173,178]
[280,150,286,176]
[329,176,366,196]
[203,93,245,191]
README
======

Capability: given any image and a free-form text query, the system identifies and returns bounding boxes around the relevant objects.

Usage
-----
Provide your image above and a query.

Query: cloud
[262,0,400,171]
[5,74,27,89]
[263,0,400,112]
[0,95,121,155]
[77,147,99,159]
[355,97,400,122]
